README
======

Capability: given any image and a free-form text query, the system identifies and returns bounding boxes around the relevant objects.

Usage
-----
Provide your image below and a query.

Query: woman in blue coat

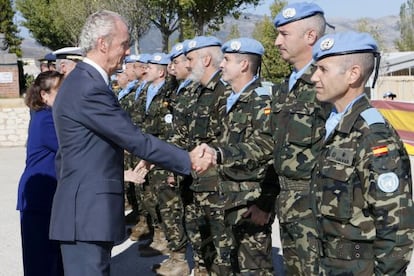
[17,71,64,276]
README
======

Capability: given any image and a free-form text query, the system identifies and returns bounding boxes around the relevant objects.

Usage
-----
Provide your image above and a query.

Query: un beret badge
[282,8,296,19]
[320,38,334,51]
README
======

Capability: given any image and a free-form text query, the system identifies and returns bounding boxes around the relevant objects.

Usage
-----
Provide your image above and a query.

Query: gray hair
[198,46,223,69]
[79,10,128,53]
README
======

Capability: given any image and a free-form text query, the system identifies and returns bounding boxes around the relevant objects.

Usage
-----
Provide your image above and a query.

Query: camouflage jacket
[129,81,175,140]
[169,71,229,191]
[212,79,275,210]
[169,71,227,150]
[270,65,330,183]
[311,95,414,275]
[118,81,140,168]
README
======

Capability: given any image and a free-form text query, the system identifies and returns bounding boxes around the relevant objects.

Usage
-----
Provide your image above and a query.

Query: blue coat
[17,108,58,212]
[49,61,191,243]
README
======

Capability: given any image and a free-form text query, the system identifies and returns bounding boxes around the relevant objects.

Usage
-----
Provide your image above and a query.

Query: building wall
[374,76,414,102]
[0,98,29,147]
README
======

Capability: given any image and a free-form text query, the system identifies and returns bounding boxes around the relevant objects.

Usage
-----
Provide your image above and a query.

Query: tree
[357,18,385,51]
[183,0,261,35]
[145,0,180,52]
[107,0,151,54]
[16,0,151,52]
[252,0,290,83]
[395,0,414,51]
[0,0,22,56]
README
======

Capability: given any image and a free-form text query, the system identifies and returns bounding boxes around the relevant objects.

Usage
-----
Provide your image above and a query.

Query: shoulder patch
[360,108,385,126]
[254,86,270,97]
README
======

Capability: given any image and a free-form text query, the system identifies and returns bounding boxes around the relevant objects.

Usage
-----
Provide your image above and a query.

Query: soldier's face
[275,21,310,66]
[117,72,129,89]
[186,51,205,82]
[124,63,135,81]
[220,53,243,84]
[171,55,190,80]
[311,55,350,110]
[134,62,147,79]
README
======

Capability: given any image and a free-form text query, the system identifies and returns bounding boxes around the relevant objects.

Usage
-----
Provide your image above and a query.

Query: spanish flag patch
[372,145,388,156]
[264,107,271,116]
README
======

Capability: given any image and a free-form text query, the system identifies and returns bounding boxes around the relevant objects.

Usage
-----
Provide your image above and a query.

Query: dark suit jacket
[17,108,58,212]
[50,61,191,243]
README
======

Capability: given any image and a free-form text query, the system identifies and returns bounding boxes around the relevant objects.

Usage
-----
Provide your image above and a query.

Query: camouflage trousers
[185,191,227,273]
[141,169,166,227]
[318,238,375,276]
[157,181,188,252]
[221,204,275,276]
[277,185,320,276]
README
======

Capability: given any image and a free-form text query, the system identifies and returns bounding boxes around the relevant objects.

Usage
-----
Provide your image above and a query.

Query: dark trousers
[60,240,114,276]
[20,211,64,276]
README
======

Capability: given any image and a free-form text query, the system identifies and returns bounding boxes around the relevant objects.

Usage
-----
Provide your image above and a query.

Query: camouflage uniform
[130,80,171,229]
[154,75,191,253]
[270,65,330,275]
[213,79,276,275]
[169,71,228,272]
[310,95,414,275]
[118,82,142,219]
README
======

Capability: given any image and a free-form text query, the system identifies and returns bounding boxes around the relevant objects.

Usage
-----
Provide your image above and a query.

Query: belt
[322,239,374,260]
[219,181,259,193]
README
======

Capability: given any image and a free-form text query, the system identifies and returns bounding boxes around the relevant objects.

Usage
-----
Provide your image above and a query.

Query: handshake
[124,143,218,184]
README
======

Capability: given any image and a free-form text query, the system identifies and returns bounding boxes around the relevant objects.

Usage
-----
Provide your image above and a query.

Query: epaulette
[253,86,270,97]
[360,108,385,126]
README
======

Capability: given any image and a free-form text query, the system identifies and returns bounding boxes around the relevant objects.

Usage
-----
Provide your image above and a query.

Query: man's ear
[97,37,107,53]
[202,54,212,67]
[348,64,363,86]
[305,29,318,46]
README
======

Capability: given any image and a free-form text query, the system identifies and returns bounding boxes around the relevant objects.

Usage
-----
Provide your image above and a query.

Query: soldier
[310,31,414,275]
[196,37,277,275]
[166,36,228,275]
[131,53,175,258]
[39,52,57,72]
[270,2,330,275]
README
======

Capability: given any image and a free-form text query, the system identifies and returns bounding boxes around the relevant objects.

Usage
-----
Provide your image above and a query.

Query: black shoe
[124,210,139,225]
[139,246,163,257]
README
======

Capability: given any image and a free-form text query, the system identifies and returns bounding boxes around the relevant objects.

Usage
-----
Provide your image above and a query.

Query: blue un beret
[274,2,324,27]
[221,37,264,56]
[169,41,187,60]
[136,53,151,64]
[148,53,170,65]
[124,54,139,63]
[312,31,379,61]
[183,36,222,55]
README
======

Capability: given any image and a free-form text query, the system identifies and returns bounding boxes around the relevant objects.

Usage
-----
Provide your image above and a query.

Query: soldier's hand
[124,168,147,184]
[242,205,270,226]
[134,159,154,173]
[167,175,176,187]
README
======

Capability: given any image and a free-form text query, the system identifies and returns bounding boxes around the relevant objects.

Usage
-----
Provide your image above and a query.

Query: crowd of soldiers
[44,2,414,276]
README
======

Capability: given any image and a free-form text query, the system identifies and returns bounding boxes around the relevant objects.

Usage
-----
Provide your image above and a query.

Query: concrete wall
[374,76,414,102]
[0,98,29,147]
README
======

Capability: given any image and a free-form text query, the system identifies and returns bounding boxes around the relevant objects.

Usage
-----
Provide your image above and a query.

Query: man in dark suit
[49,10,213,276]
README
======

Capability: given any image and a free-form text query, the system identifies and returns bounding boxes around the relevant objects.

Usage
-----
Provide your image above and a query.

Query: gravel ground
[1,146,413,275]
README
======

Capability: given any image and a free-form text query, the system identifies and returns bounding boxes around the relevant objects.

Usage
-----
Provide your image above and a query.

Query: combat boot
[155,251,190,276]
[140,227,169,257]
[129,215,151,241]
